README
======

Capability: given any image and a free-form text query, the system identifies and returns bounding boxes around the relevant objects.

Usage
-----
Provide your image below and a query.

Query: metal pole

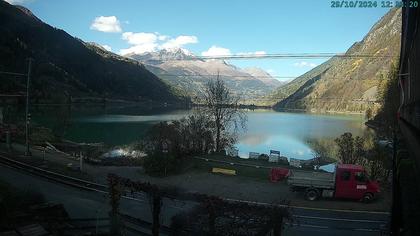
[25,58,32,156]
[79,151,83,172]
[391,129,399,235]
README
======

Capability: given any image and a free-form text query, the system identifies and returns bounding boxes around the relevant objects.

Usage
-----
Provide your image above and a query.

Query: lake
[32,105,366,160]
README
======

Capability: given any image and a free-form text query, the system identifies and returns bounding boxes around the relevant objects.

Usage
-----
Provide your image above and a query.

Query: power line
[160,74,297,79]
[0,71,27,76]
[156,73,390,81]
[0,94,25,97]
[155,53,398,61]
[241,97,381,102]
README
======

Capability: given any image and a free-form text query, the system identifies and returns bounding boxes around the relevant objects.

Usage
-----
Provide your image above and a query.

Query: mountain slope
[273,8,401,113]
[127,49,281,103]
[0,1,179,103]
[242,67,284,87]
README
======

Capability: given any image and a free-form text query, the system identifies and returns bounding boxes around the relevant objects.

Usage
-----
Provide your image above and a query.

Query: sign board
[289,158,302,168]
[212,167,236,175]
[269,154,279,162]
[270,150,281,156]
[162,141,169,153]
[356,185,367,190]
[249,152,260,159]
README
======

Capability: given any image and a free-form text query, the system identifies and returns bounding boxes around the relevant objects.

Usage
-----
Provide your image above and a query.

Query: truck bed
[287,170,335,189]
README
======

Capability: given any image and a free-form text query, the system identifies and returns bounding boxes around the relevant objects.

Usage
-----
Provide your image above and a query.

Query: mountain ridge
[272,8,401,113]
[126,49,283,103]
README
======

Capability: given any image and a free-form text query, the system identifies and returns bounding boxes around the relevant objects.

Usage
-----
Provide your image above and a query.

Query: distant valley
[125,49,285,103]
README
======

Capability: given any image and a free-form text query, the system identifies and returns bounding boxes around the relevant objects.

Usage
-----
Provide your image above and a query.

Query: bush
[0,181,45,226]
[143,152,179,176]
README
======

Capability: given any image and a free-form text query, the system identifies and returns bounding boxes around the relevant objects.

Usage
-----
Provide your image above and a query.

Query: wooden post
[152,193,162,236]
[5,130,11,151]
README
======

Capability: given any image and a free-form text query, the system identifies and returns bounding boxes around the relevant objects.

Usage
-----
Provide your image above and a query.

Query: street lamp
[0,58,33,156]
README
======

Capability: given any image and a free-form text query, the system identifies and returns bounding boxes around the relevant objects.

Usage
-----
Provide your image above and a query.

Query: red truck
[287,164,380,202]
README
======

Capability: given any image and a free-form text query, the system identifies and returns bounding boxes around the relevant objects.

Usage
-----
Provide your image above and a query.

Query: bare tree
[201,73,247,153]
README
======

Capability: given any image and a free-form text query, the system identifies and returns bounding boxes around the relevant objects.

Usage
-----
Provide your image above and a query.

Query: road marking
[293,215,387,223]
[289,205,390,215]
[285,223,328,229]
[223,197,390,215]
[285,223,382,232]
[354,228,381,232]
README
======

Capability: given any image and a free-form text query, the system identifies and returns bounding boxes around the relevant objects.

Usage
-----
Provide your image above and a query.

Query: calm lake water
[32,106,366,160]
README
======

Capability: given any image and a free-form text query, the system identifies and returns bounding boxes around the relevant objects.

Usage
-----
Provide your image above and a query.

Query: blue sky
[8,0,390,81]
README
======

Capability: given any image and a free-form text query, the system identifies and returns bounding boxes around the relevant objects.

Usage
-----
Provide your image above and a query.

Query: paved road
[0,163,389,235]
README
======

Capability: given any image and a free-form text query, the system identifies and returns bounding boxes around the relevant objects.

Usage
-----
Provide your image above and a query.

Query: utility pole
[25,58,32,156]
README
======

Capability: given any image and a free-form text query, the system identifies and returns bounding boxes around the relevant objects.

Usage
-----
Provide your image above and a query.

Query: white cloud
[90,16,122,33]
[158,35,169,41]
[119,32,198,55]
[119,43,158,55]
[160,35,198,50]
[293,61,317,68]
[122,32,157,45]
[201,46,232,57]
[102,45,112,51]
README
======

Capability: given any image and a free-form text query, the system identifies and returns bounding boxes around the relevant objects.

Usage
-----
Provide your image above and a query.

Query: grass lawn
[186,153,291,181]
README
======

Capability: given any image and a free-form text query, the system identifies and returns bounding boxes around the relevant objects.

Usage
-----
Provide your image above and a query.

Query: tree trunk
[216,128,220,153]
[208,202,216,236]
[215,119,221,152]
[273,216,283,236]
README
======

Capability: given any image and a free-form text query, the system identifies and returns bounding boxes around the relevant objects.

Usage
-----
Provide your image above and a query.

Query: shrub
[143,152,179,176]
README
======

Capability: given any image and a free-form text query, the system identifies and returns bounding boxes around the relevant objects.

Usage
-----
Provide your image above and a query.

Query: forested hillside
[0,0,179,103]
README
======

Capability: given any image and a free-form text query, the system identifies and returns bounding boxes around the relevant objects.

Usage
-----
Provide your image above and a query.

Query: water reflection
[32,107,365,160]
[234,110,365,160]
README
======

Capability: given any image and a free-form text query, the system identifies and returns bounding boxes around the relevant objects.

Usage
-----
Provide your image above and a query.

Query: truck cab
[287,164,380,202]
[334,164,380,202]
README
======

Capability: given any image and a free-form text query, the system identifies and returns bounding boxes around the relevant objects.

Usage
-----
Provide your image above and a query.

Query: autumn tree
[335,132,391,181]
[201,74,247,153]
[365,107,373,120]
[374,60,400,137]
[335,132,357,164]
